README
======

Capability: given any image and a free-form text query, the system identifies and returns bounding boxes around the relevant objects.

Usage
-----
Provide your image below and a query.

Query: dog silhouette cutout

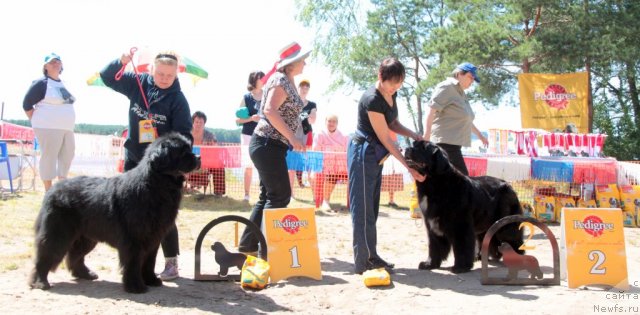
[210,242,247,277]
[498,242,543,280]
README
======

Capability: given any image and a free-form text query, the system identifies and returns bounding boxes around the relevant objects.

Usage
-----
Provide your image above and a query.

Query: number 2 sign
[263,207,322,283]
[560,208,629,290]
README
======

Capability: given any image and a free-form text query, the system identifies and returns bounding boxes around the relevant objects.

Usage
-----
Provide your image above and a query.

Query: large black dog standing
[404,140,524,273]
[29,133,200,293]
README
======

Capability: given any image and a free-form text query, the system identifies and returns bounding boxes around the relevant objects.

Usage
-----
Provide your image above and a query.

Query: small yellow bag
[240,255,270,290]
[363,268,391,287]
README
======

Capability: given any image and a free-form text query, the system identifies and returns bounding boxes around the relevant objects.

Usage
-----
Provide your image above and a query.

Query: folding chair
[0,141,13,193]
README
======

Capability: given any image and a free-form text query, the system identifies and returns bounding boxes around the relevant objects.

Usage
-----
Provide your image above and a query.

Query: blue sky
[0,0,520,133]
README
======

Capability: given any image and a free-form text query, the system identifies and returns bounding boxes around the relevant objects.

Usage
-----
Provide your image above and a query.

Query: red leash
[115,47,151,118]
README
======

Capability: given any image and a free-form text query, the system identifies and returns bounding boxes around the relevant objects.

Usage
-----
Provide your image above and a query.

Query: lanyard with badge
[115,47,158,143]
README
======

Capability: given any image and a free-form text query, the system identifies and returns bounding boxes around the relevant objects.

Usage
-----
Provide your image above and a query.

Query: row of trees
[5,120,241,143]
[296,0,639,159]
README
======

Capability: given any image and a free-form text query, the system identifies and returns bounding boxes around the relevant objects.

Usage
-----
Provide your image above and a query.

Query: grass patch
[0,189,327,273]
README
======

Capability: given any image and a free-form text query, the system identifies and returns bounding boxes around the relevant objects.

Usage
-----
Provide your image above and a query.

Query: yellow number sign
[560,208,629,290]
[263,207,322,283]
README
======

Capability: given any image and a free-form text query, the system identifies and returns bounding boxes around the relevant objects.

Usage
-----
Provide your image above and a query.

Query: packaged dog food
[621,211,636,228]
[241,255,270,290]
[577,199,597,208]
[534,194,555,223]
[555,195,576,222]
[595,184,621,208]
[619,185,639,227]
[521,202,535,218]
[363,268,391,287]
[409,184,421,219]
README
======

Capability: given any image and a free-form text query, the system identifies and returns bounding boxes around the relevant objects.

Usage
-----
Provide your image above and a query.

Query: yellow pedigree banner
[518,72,589,133]
[560,208,628,290]
[263,207,322,283]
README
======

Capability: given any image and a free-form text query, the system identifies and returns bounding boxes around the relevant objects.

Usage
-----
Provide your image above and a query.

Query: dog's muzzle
[404,149,426,171]
[405,159,426,172]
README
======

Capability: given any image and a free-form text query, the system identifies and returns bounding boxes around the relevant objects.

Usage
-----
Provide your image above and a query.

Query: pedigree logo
[573,215,614,237]
[533,83,577,110]
[273,214,308,235]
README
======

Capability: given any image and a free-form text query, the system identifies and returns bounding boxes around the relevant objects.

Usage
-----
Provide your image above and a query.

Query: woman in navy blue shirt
[100,50,192,281]
[348,57,425,274]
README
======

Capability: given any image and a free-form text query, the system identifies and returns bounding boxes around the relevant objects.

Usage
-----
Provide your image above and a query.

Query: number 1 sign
[263,207,322,283]
[560,208,629,290]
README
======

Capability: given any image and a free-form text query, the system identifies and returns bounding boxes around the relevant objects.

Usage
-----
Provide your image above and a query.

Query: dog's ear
[149,141,172,172]
[431,144,452,174]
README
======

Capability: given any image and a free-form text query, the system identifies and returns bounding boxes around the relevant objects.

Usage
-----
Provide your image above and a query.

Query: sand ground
[1,192,639,315]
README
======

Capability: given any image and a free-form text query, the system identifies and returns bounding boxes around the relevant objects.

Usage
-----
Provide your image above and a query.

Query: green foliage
[209,128,241,143]
[4,119,241,143]
[296,0,640,160]
[75,123,127,135]
[3,119,30,128]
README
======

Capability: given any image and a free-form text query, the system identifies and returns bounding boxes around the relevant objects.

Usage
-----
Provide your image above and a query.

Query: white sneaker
[320,201,332,211]
[243,195,250,202]
[159,257,179,281]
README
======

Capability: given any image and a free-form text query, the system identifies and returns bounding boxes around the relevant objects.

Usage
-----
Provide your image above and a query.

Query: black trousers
[238,135,291,252]
[124,154,179,257]
[436,143,469,176]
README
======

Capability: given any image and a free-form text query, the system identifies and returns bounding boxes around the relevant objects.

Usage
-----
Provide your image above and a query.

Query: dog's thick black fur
[28,133,199,293]
[404,140,524,273]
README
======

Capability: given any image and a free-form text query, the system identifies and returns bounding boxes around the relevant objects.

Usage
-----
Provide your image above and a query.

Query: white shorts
[34,128,75,180]
[241,134,253,168]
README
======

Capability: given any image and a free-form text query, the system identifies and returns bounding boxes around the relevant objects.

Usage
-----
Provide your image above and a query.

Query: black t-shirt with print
[356,86,398,143]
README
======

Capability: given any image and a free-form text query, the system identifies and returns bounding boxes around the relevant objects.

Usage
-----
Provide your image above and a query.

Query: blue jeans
[347,137,383,273]
[238,135,291,252]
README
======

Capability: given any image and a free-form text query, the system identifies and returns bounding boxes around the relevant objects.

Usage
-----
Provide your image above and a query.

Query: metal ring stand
[194,215,267,281]
[481,215,560,285]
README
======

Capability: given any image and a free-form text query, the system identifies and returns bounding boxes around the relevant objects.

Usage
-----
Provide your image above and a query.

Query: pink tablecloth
[464,156,488,177]
[198,146,241,168]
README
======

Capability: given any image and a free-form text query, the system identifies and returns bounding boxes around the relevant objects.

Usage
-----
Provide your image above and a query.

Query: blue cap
[456,62,480,83]
[43,53,61,65]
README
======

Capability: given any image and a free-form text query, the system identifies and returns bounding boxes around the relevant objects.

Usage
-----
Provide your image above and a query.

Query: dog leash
[114,47,152,119]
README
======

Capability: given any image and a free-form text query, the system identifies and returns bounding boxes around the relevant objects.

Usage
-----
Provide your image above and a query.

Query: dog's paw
[29,280,51,290]
[450,265,472,274]
[418,260,440,270]
[144,276,162,287]
[124,282,149,294]
[72,269,98,281]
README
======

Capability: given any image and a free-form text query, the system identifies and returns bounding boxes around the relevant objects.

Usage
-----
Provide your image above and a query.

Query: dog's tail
[34,207,45,233]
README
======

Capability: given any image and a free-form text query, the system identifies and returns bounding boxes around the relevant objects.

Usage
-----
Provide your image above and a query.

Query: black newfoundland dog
[404,140,524,273]
[29,133,199,293]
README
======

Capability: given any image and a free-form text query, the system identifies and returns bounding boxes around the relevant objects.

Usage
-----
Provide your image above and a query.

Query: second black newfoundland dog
[29,132,200,293]
[404,140,524,273]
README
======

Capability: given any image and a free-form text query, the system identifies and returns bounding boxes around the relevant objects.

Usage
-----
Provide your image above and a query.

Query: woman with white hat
[22,53,76,191]
[238,42,310,254]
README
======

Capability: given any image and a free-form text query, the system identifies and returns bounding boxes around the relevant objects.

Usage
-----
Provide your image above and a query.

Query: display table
[194,146,241,168]
[531,157,617,184]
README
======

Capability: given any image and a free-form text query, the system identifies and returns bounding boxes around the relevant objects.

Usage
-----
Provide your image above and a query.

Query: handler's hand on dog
[408,168,426,182]
[411,133,424,142]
